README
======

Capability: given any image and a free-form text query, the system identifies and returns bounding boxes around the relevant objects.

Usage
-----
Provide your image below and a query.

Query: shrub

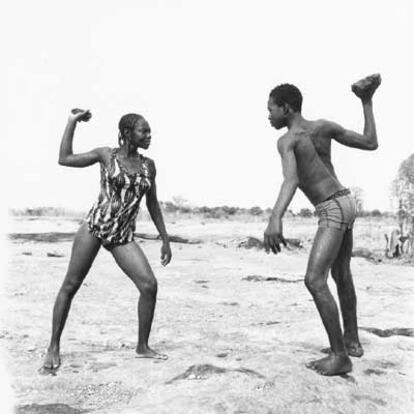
[371,209,382,217]
[298,208,313,218]
[249,206,263,216]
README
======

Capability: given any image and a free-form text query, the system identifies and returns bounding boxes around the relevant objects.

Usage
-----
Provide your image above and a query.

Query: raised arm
[328,101,378,151]
[264,137,299,254]
[325,73,381,151]
[58,109,104,167]
[145,160,172,266]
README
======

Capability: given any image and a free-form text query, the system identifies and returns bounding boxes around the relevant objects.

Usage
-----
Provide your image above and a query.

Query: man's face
[267,97,286,130]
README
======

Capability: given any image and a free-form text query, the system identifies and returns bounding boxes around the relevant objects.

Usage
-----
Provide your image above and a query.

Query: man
[264,74,381,376]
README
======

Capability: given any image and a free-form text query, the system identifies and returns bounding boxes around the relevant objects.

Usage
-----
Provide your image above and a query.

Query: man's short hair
[269,84,303,113]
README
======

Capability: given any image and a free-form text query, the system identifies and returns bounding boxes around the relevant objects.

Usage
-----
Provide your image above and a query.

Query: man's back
[309,120,337,177]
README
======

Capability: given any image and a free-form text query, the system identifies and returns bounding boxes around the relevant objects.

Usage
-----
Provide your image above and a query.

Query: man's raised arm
[326,73,381,151]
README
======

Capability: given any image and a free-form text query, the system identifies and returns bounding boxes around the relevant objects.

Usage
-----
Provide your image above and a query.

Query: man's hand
[161,241,172,266]
[69,108,92,123]
[264,217,287,254]
[351,74,381,101]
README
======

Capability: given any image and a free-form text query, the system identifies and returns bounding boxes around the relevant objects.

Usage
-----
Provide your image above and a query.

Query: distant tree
[171,195,188,209]
[179,206,192,214]
[199,206,211,214]
[370,209,382,217]
[210,207,227,219]
[286,209,295,217]
[391,154,414,255]
[249,206,263,216]
[222,206,238,215]
[298,208,313,218]
[162,201,179,213]
[350,186,365,215]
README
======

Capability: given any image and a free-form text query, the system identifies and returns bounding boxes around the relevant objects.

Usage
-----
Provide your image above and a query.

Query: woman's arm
[58,109,104,167]
[145,160,172,266]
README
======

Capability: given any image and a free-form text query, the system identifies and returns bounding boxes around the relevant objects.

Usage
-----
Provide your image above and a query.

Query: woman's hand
[69,108,92,123]
[161,241,172,266]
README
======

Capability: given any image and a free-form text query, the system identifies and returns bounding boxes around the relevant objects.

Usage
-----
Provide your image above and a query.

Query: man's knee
[304,271,327,294]
[331,265,341,284]
[331,263,351,285]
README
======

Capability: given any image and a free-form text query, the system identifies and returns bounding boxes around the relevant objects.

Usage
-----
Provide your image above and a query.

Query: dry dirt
[2,216,414,414]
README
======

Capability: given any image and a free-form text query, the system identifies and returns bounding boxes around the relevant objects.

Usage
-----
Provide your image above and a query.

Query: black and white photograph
[2,0,413,413]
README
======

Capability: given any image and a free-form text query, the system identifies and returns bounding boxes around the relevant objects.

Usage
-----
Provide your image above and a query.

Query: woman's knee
[138,277,158,297]
[59,274,84,298]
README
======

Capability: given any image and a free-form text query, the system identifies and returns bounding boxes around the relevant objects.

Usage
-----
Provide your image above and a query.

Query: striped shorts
[315,189,357,231]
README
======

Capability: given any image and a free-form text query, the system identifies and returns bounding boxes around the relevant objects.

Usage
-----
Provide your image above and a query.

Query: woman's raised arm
[58,109,103,167]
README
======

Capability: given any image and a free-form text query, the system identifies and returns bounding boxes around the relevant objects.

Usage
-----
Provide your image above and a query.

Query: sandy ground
[2,216,414,414]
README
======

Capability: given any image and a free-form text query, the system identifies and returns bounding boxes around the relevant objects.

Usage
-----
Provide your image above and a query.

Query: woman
[43,109,172,370]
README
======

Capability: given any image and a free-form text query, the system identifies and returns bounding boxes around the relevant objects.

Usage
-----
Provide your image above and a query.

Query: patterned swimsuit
[86,149,152,249]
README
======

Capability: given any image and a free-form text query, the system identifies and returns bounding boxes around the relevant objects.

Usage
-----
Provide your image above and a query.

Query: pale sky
[4,0,414,213]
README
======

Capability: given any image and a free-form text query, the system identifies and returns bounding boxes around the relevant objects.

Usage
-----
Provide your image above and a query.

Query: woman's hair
[118,113,144,145]
[269,84,303,113]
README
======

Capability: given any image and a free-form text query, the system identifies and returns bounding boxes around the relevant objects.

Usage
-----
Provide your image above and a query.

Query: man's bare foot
[306,354,352,376]
[351,73,381,100]
[321,341,364,358]
[43,348,61,370]
[136,346,168,360]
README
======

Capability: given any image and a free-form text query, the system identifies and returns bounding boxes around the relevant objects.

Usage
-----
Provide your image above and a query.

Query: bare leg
[43,223,101,370]
[110,242,167,360]
[304,227,352,376]
[323,228,363,357]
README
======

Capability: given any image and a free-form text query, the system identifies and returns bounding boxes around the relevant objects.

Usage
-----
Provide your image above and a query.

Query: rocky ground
[2,217,413,413]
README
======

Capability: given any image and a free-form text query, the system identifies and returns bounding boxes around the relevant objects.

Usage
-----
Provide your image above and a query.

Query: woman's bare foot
[43,347,61,370]
[351,73,381,100]
[321,341,364,357]
[306,354,352,376]
[136,346,168,360]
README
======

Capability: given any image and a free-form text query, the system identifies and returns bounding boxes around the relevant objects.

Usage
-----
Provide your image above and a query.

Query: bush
[9,207,82,217]
[222,206,238,216]
[249,206,263,216]
[162,201,179,213]
[298,208,313,218]
[371,209,382,217]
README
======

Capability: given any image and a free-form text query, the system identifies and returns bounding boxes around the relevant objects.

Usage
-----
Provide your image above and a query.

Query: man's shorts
[315,189,357,231]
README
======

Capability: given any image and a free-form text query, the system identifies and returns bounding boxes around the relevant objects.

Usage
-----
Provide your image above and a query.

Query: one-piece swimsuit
[86,148,151,249]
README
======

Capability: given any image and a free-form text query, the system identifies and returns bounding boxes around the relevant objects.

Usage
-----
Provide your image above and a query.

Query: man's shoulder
[277,132,291,145]
[311,119,343,136]
[312,119,333,131]
[277,132,297,152]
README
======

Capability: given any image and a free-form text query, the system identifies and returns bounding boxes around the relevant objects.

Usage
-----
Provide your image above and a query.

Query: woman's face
[129,118,152,149]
